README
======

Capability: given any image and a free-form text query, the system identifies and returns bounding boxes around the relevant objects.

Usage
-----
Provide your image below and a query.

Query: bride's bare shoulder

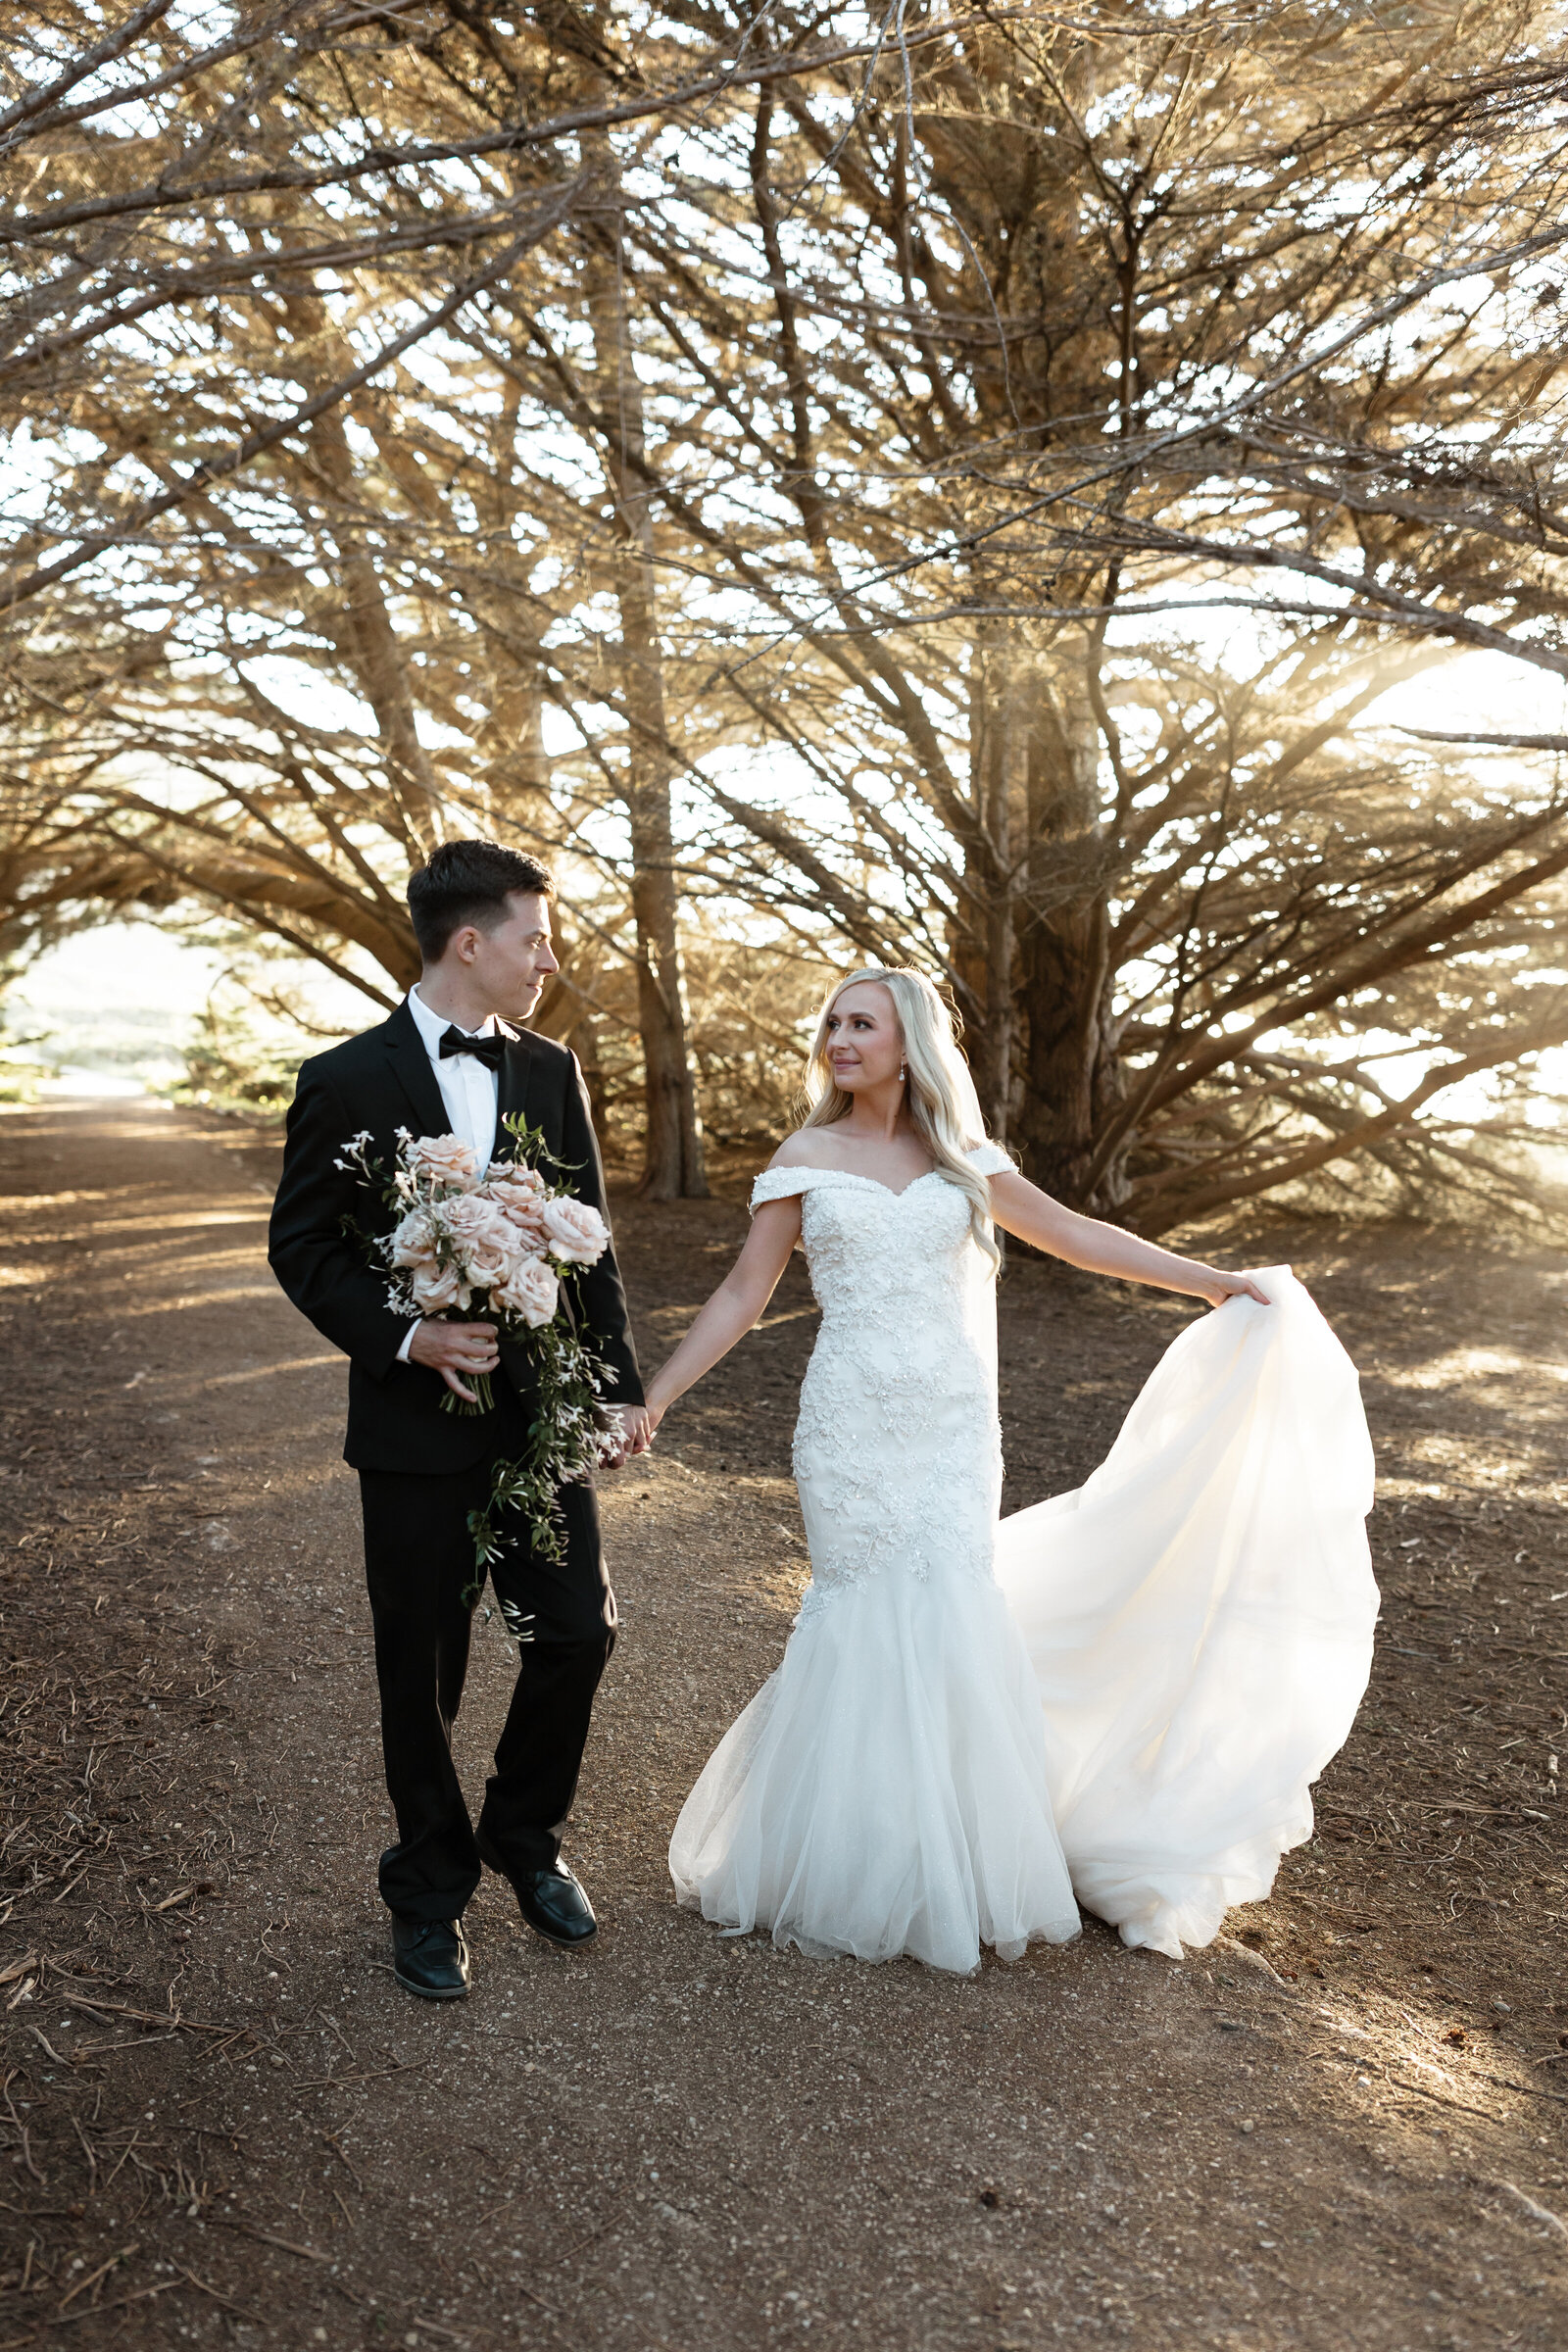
[766,1130,838,1173]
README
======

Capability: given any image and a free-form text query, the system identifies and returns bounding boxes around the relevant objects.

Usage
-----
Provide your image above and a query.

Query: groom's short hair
[408,839,555,962]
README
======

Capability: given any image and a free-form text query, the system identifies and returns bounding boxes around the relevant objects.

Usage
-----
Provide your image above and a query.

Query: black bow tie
[438,1024,507,1070]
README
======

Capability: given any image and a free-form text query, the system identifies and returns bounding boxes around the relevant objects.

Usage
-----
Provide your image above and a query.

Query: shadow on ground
[0,1101,1564,2349]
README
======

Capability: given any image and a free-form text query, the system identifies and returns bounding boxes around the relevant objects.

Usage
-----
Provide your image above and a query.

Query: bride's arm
[643,1198,804,1430]
[987,1170,1270,1309]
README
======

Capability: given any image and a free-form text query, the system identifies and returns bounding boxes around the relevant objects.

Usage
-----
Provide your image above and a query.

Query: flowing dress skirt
[671,1266,1376,1969]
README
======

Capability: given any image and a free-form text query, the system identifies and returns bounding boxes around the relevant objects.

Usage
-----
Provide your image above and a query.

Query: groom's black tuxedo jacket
[268,1000,642,1475]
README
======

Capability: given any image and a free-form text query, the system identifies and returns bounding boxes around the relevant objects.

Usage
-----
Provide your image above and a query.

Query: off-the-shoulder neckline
[767,1165,939,1202]
[756,1151,998,1203]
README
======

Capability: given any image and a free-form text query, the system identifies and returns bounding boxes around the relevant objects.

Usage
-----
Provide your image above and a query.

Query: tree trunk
[585,186,707,1199]
[570,1008,611,1144]
[1011,648,1129,1212]
[963,632,1024,1140]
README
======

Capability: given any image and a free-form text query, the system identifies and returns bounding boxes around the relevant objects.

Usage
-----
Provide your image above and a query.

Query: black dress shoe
[391,1915,470,2000]
[476,1828,597,1948]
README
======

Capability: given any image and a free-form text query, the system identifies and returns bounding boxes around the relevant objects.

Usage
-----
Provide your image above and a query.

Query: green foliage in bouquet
[336,1111,616,1605]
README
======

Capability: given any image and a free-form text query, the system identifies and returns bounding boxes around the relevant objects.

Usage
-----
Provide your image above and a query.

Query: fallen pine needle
[542,2208,624,2269]
[320,2129,363,2189]
[40,2278,182,2330]
[1387,2071,1498,2124]
[58,1998,231,2036]
[56,2245,138,2312]
[1471,2069,1568,2106]
[210,2218,329,2263]
[294,2058,431,2092]
[1309,2046,1502,2125]
[171,2263,261,2321]
[1490,2180,1568,2237]
[510,2278,563,2321]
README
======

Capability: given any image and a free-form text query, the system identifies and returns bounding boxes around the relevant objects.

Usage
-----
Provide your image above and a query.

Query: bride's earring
[899,1060,906,1085]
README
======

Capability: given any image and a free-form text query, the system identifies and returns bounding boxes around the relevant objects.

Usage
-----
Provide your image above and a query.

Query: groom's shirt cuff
[395,1321,418,1365]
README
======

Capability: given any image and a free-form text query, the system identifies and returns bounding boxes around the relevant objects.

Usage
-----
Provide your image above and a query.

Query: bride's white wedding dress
[668,1149,1377,1973]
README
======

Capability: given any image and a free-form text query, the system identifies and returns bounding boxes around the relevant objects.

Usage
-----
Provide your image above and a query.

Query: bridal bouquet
[335,1116,619,1594]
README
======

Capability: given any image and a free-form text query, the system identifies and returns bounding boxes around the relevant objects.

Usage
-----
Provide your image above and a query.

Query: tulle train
[671,1267,1377,1970]
[995,1266,1378,1958]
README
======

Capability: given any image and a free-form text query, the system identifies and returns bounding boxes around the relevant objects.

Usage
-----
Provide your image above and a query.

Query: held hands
[602,1405,656,1467]
[408,1317,500,1403]
[408,1322,663,1454]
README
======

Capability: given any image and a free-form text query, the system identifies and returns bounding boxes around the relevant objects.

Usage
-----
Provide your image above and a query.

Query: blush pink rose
[485,1165,550,1245]
[411,1261,466,1312]
[493,1255,559,1330]
[389,1207,438,1268]
[438,1194,514,1255]
[540,1195,611,1266]
[409,1134,479,1190]
[462,1239,518,1292]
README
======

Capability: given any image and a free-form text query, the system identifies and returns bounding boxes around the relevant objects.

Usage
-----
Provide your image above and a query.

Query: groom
[269,840,649,2000]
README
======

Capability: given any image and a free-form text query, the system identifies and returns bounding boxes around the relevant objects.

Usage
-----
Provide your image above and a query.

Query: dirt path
[1,1098,1566,2352]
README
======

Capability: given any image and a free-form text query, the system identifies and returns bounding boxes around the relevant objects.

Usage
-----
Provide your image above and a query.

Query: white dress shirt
[406,982,502,1168]
[395,985,505,1362]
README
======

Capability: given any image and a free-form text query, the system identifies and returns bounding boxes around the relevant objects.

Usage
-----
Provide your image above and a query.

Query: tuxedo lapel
[381,997,449,1140]
[493,1027,535,1165]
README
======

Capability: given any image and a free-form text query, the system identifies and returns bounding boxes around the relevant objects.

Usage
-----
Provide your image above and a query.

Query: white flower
[540,1194,611,1266]
[332,1128,375,1174]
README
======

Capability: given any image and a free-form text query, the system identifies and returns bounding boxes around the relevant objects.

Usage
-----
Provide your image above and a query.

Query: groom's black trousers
[359,1453,615,1924]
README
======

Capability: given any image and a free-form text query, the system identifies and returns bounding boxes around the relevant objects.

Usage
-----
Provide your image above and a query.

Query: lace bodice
[750,1145,1013,1617]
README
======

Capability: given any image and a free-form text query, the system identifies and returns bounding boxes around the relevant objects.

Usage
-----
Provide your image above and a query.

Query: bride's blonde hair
[801,966,1005,1271]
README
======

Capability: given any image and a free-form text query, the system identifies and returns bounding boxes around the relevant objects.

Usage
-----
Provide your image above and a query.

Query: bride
[642,968,1377,1974]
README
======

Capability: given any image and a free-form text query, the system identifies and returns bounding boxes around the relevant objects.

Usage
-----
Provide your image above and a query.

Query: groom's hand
[408,1318,500,1403]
